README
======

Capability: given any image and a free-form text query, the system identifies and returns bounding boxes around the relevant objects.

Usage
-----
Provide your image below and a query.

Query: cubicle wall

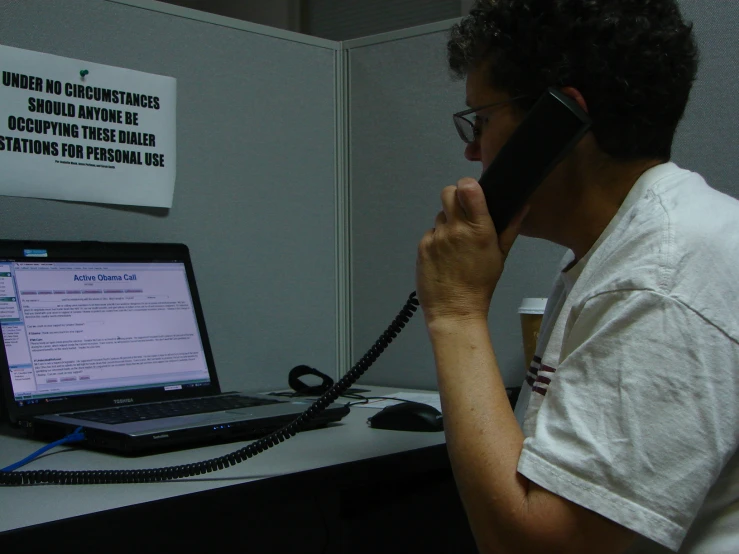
[0,0,341,393]
[347,1,739,389]
[670,0,739,193]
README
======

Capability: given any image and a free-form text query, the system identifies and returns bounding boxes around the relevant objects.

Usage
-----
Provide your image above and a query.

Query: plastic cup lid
[518,298,547,314]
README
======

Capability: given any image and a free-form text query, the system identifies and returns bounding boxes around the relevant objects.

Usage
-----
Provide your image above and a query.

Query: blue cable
[1,427,86,472]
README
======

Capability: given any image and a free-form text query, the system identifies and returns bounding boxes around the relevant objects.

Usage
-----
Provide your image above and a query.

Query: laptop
[0,240,349,454]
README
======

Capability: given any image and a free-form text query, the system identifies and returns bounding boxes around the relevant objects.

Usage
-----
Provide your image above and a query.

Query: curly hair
[448,0,699,161]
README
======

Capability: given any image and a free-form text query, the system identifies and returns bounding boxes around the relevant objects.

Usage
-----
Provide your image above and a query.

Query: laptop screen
[1,259,212,408]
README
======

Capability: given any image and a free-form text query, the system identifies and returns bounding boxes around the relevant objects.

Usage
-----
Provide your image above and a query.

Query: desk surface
[0,386,447,534]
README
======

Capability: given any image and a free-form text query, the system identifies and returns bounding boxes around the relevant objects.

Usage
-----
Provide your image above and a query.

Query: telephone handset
[479,87,592,234]
[0,89,592,486]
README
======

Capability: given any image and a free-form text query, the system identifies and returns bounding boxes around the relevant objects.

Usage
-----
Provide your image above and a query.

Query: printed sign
[0,44,177,208]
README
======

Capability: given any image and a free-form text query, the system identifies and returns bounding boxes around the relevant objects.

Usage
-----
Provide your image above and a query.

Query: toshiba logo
[113,398,134,404]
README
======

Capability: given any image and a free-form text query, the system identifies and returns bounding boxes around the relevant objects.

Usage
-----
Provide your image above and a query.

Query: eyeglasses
[453,96,529,144]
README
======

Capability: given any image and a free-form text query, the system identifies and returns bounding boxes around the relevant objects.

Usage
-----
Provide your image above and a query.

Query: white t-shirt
[513,163,739,553]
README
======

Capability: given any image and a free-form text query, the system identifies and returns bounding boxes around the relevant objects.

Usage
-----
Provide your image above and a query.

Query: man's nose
[464,140,481,162]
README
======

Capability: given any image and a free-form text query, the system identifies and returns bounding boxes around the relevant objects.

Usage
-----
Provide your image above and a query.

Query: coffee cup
[518,298,547,373]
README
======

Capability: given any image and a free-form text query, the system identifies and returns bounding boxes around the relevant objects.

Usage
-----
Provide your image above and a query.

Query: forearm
[428,317,531,553]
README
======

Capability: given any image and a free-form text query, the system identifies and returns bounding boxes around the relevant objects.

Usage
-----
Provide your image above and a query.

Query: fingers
[418,227,435,254]
[435,179,498,232]
[441,185,465,223]
[435,210,446,228]
[455,178,492,226]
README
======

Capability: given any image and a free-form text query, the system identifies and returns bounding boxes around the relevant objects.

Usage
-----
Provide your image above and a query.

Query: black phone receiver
[479,87,592,234]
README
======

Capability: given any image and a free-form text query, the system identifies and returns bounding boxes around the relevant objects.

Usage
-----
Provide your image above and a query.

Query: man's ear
[559,86,589,114]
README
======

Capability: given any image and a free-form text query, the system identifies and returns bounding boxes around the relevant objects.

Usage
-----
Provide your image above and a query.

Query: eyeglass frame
[453,95,531,144]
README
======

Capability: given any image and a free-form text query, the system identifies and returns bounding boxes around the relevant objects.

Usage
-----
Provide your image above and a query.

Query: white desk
[0,387,475,553]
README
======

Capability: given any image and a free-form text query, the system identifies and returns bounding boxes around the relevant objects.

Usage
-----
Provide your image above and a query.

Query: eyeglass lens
[453,115,475,144]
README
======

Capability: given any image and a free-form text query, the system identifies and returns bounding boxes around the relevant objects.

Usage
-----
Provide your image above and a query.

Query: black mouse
[367,401,444,432]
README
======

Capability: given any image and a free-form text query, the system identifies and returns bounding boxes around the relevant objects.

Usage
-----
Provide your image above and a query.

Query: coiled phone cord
[0,292,420,486]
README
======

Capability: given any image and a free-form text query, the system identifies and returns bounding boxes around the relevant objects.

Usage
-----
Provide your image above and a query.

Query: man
[415,1,739,553]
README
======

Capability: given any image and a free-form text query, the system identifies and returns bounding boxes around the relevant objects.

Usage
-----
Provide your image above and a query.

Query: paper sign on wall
[0,44,176,208]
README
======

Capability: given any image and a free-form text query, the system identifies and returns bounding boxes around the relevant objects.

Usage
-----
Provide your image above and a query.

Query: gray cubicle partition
[347,3,739,390]
[0,0,343,393]
[671,0,739,194]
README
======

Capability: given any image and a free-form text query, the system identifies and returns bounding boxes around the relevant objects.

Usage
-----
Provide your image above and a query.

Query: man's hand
[415,177,528,325]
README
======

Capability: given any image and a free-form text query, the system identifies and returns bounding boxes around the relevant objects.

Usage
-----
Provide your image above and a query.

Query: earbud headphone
[288,365,334,396]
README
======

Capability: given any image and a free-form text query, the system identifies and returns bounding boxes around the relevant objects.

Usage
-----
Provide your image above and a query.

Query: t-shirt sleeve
[517,290,739,551]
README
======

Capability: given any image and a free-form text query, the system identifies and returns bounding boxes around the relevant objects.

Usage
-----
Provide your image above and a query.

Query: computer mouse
[367,401,444,432]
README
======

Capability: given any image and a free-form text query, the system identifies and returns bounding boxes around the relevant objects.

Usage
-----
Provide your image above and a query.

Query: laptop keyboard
[65,395,283,425]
